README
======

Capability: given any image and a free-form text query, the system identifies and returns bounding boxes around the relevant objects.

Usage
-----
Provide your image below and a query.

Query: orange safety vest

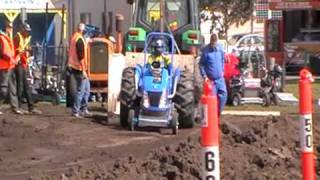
[15,32,31,69]
[67,32,87,71]
[0,33,16,70]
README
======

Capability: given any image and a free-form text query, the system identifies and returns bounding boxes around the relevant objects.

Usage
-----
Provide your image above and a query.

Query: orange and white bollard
[201,80,220,180]
[299,68,315,180]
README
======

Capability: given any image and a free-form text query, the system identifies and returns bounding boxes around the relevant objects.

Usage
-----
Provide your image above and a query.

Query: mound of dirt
[36,114,319,180]
[57,137,201,180]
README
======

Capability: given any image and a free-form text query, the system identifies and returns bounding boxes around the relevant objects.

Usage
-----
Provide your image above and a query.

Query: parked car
[285,31,320,75]
[227,33,264,55]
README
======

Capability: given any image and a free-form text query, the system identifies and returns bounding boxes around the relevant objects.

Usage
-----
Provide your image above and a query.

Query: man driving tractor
[147,38,172,73]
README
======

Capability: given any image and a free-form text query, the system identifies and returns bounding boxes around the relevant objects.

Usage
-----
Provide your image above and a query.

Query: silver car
[227,33,264,55]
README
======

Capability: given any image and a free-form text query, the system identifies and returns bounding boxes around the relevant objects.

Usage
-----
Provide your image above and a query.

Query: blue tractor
[119,32,195,134]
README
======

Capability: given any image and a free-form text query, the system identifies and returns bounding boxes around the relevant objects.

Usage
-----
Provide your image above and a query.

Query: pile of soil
[33,114,319,180]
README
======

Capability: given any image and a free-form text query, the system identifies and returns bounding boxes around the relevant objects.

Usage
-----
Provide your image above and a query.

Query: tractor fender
[108,53,126,114]
[170,69,181,98]
[134,64,143,91]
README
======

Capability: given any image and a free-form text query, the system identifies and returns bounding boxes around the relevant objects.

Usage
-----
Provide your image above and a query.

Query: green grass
[224,103,299,114]
[284,80,320,100]
[224,79,320,114]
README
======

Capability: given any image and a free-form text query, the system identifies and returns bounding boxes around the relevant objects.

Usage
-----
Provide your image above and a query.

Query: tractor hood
[143,70,169,92]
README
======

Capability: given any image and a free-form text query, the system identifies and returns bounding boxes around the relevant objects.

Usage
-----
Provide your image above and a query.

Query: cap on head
[22,22,31,32]
[78,23,86,31]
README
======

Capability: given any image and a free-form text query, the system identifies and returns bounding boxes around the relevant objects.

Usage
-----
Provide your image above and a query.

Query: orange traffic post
[201,80,220,180]
[299,68,315,180]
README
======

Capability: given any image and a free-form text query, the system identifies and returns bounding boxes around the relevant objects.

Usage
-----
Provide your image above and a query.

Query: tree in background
[200,0,254,40]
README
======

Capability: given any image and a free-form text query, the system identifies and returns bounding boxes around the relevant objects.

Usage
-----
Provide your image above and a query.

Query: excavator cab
[126,0,201,53]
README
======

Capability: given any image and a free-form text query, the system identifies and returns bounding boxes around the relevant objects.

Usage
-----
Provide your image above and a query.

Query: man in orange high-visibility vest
[14,22,42,115]
[67,23,91,118]
[0,21,23,115]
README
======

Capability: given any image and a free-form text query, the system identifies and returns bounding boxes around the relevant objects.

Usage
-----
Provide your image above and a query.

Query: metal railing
[29,44,68,97]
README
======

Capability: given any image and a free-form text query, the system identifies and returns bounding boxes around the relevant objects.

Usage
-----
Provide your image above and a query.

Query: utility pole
[250,0,254,34]
[160,0,164,32]
[67,0,72,38]
[72,0,75,32]
[103,0,107,34]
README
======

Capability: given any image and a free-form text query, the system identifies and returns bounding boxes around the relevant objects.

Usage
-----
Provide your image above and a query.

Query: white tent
[0,0,54,10]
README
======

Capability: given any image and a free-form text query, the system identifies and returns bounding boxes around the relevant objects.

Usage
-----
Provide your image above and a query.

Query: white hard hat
[108,36,116,43]
[78,23,86,31]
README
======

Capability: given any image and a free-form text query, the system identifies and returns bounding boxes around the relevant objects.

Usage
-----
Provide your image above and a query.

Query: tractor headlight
[143,91,150,108]
[159,91,167,109]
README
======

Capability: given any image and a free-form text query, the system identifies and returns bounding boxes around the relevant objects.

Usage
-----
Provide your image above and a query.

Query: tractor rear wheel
[194,59,204,122]
[119,67,136,128]
[174,71,195,128]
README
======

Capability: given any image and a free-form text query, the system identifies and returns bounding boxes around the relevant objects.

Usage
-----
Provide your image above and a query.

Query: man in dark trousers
[0,21,23,115]
[14,22,42,114]
[199,33,227,115]
[67,23,91,117]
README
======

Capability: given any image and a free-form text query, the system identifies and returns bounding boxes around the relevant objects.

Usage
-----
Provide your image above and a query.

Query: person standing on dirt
[0,21,24,115]
[67,23,92,118]
[199,33,227,115]
[14,22,42,115]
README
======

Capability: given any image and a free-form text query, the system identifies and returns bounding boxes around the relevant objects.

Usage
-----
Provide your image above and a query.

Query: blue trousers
[211,78,227,115]
[73,76,90,114]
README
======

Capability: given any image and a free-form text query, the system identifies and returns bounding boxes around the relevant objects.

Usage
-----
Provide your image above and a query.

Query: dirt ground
[0,103,319,180]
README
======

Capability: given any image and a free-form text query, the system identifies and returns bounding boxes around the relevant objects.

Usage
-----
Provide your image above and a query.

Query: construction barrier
[299,68,315,180]
[201,80,220,180]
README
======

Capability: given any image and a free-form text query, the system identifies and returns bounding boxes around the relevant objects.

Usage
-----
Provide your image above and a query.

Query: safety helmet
[22,22,31,32]
[152,38,165,55]
[108,36,116,43]
[273,64,282,74]
[78,23,86,31]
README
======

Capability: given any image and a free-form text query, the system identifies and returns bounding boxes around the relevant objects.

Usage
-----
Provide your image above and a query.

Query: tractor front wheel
[128,109,135,131]
[171,109,178,135]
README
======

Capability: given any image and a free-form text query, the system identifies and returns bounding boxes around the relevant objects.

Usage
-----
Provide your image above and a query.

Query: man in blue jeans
[67,23,92,117]
[74,74,91,117]
[199,33,227,115]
